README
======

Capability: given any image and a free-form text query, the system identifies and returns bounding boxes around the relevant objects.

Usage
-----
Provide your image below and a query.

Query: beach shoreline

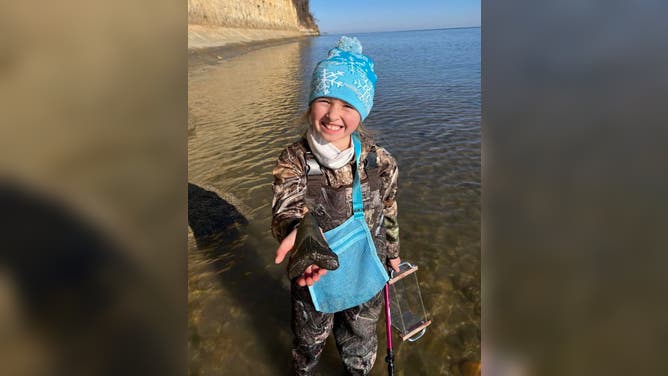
[188,25,318,66]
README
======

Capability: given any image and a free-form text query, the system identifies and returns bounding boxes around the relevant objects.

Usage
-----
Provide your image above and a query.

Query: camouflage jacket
[271,135,400,259]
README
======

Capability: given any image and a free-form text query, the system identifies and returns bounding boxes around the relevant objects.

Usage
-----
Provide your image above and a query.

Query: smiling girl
[271,36,401,375]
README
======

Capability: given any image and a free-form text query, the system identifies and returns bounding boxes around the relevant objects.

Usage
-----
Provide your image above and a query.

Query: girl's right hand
[274,228,328,287]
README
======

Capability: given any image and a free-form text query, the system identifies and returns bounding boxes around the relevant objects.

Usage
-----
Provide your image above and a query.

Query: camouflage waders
[272,137,400,375]
[293,146,386,375]
[291,281,384,375]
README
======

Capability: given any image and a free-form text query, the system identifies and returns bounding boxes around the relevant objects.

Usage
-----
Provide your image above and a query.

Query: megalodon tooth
[287,212,339,280]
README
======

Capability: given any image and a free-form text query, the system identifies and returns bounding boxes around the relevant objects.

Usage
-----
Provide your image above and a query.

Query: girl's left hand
[388,257,401,273]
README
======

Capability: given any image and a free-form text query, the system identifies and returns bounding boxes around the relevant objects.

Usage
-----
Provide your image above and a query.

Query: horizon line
[319,25,480,35]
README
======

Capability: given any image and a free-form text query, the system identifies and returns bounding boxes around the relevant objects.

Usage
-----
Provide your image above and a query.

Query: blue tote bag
[308,133,389,313]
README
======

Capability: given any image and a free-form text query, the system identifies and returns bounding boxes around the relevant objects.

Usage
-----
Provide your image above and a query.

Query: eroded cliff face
[188,0,318,34]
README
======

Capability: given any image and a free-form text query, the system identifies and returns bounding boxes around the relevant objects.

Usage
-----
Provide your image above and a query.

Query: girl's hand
[274,228,297,264]
[274,227,328,287]
[295,265,328,287]
[388,257,401,273]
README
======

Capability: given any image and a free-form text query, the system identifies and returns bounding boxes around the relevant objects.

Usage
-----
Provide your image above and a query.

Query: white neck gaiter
[306,129,354,170]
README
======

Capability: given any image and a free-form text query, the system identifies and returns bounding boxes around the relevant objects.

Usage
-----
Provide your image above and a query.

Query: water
[188,27,480,375]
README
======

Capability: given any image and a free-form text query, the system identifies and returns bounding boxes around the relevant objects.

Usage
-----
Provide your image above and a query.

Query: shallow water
[188,28,480,375]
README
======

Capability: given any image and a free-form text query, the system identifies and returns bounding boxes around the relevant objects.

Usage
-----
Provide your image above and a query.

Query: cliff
[188,0,319,49]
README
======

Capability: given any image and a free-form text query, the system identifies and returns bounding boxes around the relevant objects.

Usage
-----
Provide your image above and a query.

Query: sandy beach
[188,25,318,65]
[189,24,317,49]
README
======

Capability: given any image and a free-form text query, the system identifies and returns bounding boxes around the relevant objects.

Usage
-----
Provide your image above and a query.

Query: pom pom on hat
[309,36,377,120]
[334,36,363,54]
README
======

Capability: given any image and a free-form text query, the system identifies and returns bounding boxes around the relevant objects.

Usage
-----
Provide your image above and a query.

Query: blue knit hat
[309,36,377,120]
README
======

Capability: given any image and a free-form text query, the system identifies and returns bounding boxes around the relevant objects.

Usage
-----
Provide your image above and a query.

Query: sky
[309,0,480,34]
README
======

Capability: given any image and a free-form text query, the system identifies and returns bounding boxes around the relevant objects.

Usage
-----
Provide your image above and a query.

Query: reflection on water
[188,28,480,375]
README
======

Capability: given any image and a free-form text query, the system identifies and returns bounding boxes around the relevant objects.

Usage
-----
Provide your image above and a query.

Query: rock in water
[287,212,339,279]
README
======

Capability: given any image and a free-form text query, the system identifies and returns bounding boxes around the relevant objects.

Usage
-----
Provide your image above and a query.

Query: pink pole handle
[384,284,393,350]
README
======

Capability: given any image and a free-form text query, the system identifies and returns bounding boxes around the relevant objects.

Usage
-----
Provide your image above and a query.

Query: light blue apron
[308,133,389,313]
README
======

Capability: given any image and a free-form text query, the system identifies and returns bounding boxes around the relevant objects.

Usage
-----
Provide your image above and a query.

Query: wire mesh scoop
[388,261,432,341]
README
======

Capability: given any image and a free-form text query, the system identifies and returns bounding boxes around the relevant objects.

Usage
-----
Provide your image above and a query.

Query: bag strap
[364,151,379,192]
[351,132,365,219]
[304,151,322,211]
[305,157,322,176]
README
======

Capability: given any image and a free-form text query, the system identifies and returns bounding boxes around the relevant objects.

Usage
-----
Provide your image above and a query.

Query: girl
[272,36,401,375]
